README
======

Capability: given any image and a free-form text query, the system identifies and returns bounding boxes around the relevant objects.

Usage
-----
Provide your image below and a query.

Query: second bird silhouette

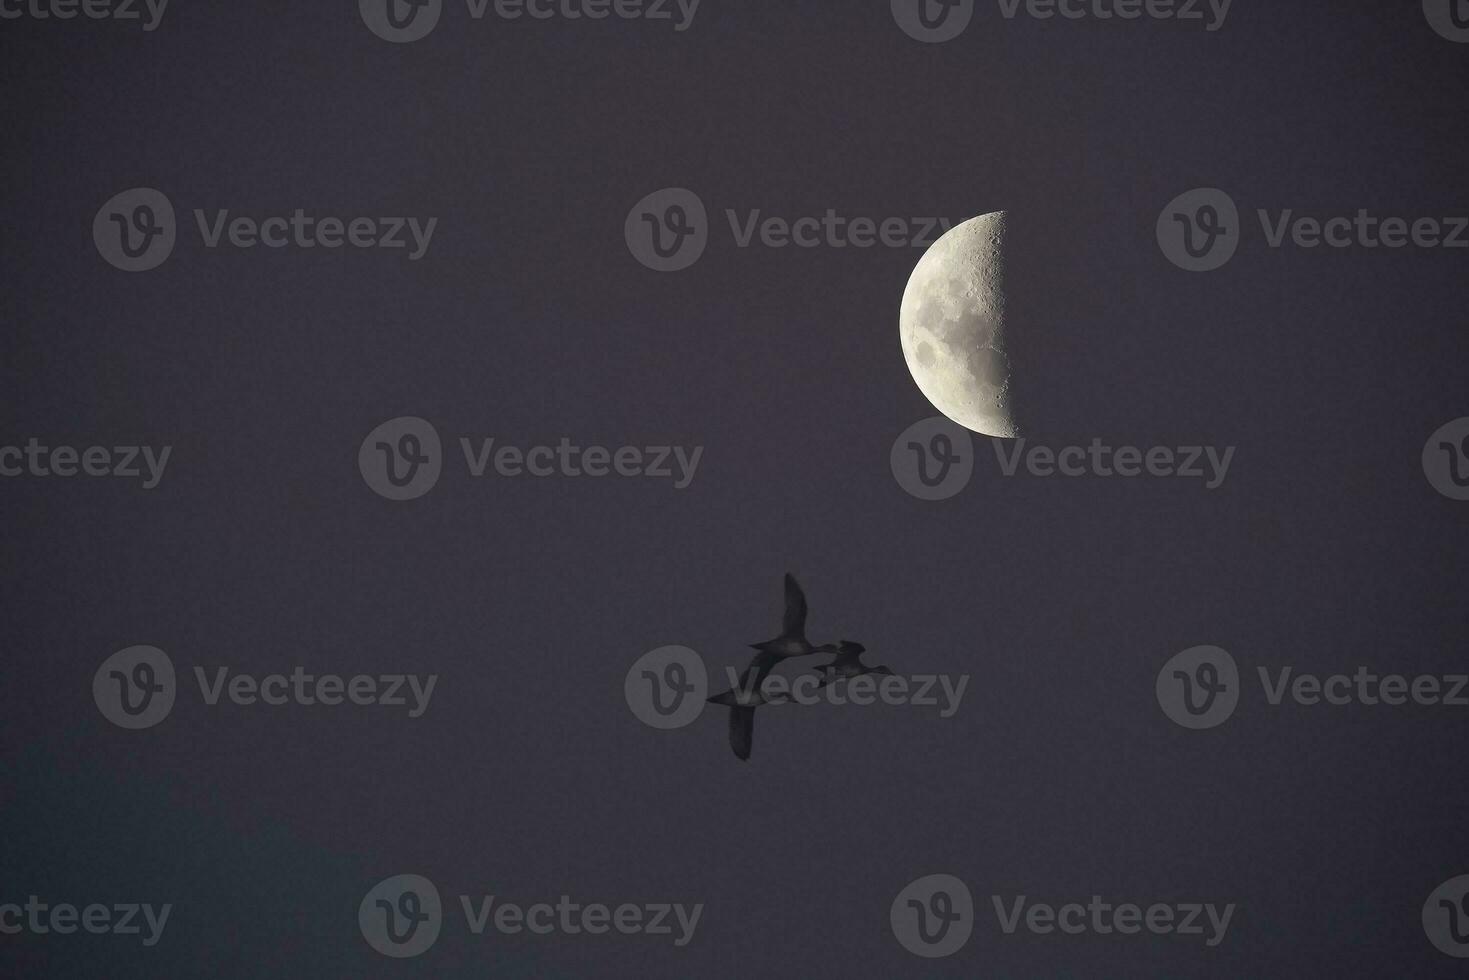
[812,641,893,687]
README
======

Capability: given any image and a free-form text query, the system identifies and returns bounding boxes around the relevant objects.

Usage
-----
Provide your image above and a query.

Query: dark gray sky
[3,2,1468,976]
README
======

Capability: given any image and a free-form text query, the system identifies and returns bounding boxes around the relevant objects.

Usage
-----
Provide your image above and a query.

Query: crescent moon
[898,211,1018,438]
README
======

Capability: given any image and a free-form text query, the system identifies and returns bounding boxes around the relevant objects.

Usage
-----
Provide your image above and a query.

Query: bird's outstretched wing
[728,706,755,761]
[743,650,781,690]
[710,656,777,706]
[781,573,808,639]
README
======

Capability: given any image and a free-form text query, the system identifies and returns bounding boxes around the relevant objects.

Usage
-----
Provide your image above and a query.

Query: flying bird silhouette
[706,573,842,761]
